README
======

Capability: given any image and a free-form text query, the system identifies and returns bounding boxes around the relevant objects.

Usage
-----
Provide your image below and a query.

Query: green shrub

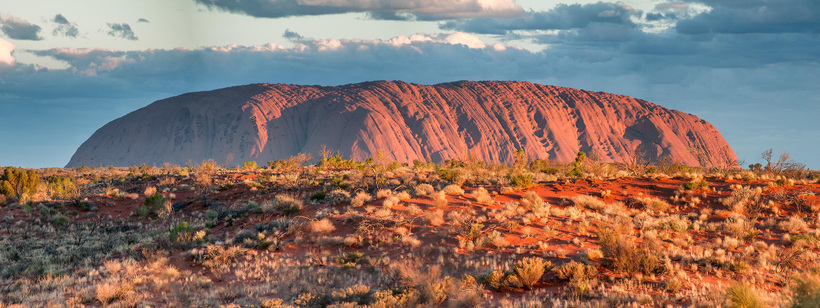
[310,192,326,201]
[140,193,170,217]
[241,161,258,170]
[47,177,79,200]
[136,205,150,217]
[566,151,586,177]
[51,213,70,228]
[528,158,560,174]
[169,222,193,242]
[509,173,535,189]
[682,179,709,191]
[435,168,462,183]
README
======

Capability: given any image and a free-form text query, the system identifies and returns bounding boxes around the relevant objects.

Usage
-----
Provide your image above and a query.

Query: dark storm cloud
[0,16,42,40]
[677,0,820,34]
[106,23,138,40]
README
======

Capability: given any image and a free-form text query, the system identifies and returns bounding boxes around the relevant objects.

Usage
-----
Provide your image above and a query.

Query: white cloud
[194,0,523,20]
[0,37,15,69]
[444,32,486,49]
[2,25,819,168]
[386,32,488,49]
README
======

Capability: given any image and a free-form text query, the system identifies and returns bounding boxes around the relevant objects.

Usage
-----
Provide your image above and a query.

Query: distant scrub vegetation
[0,147,817,307]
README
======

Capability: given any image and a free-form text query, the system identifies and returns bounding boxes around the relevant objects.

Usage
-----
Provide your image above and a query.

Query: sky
[0,0,818,169]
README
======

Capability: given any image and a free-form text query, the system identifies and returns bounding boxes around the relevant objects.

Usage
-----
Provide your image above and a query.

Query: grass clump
[792,268,820,307]
[555,260,598,296]
[274,194,303,215]
[597,227,658,277]
[572,195,608,212]
[724,282,766,308]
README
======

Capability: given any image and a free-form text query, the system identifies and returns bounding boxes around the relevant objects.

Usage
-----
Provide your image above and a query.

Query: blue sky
[0,0,818,168]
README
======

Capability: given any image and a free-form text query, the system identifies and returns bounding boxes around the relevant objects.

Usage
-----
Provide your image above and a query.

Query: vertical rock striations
[66,80,737,168]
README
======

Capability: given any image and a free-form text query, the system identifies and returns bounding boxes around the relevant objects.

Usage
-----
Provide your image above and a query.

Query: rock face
[66,80,737,168]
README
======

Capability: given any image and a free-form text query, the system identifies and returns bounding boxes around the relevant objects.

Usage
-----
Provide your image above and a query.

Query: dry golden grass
[0,158,818,307]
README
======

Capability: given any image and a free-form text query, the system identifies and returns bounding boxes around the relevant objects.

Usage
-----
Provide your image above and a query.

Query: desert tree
[0,167,40,201]
[762,148,806,178]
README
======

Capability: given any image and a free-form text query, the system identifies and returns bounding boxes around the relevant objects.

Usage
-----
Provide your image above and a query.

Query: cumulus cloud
[441,2,641,34]
[106,23,138,40]
[194,0,523,20]
[0,15,42,40]
[1,29,818,167]
[0,37,15,68]
[52,14,79,38]
[676,0,820,34]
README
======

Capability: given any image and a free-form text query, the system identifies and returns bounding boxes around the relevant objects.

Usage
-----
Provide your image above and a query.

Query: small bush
[509,173,535,189]
[724,282,765,308]
[140,193,171,217]
[274,194,303,215]
[634,196,671,212]
[792,269,820,307]
[555,261,598,296]
[472,187,493,204]
[169,221,194,242]
[307,218,336,234]
[572,195,608,212]
[51,213,70,227]
[241,161,257,170]
[326,189,351,205]
[47,177,79,201]
[484,269,507,291]
[435,168,462,183]
[415,183,435,196]
[442,184,465,195]
[351,192,373,207]
[509,257,552,289]
[683,179,709,191]
[310,192,326,201]
[597,227,658,277]
[555,261,598,281]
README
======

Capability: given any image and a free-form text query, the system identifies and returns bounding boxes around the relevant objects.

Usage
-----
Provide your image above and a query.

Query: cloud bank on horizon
[194,0,524,20]
[0,0,818,168]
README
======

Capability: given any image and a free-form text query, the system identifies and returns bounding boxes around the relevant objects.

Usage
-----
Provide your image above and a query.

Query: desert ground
[1,152,819,307]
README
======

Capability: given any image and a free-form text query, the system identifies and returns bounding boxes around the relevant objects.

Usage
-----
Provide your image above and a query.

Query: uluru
[65,80,736,168]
